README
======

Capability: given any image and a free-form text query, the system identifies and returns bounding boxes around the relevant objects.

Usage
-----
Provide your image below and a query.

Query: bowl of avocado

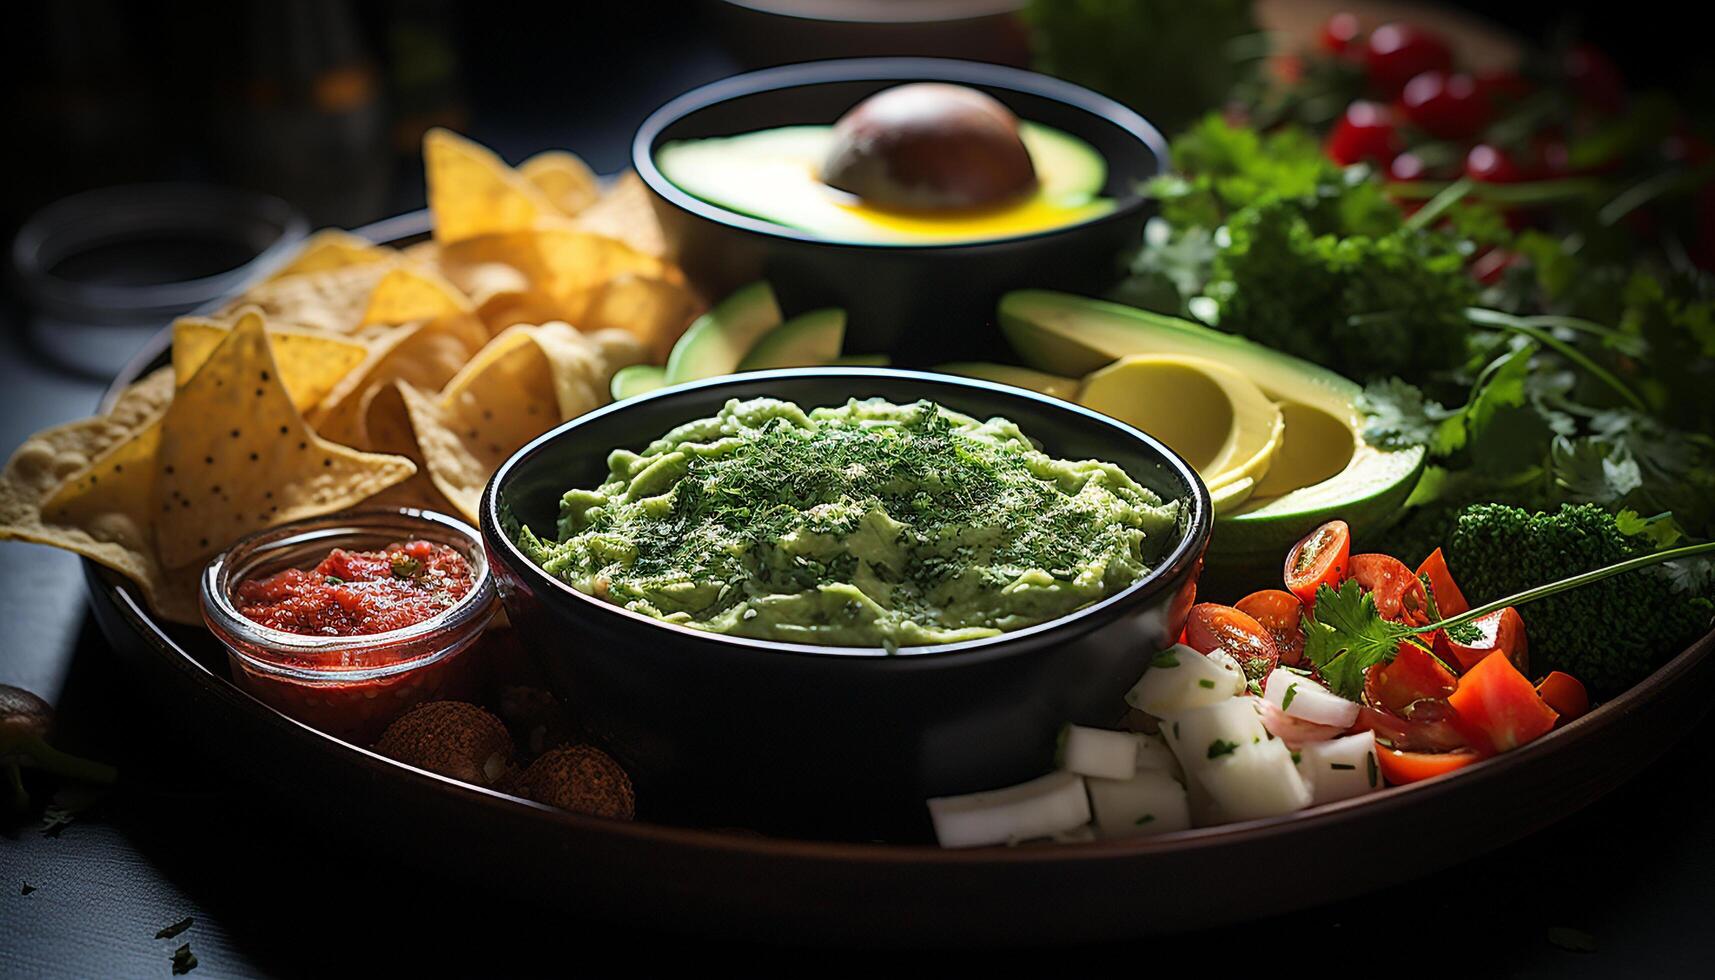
[481,368,1209,840]
[632,58,1168,365]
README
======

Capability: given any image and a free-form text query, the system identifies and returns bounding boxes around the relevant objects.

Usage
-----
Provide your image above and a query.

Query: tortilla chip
[225,262,395,334]
[353,382,458,514]
[400,322,639,521]
[574,171,667,258]
[313,316,485,447]
[152,310,416,568]
[171,315,370,412]
[424,128,563,244]
[521,150,601,217]
[571,273,702,362]
[266,229,395,282]
[361,264,474,326]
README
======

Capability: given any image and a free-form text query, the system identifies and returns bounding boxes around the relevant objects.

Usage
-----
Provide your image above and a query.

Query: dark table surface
[6,10,1715,977]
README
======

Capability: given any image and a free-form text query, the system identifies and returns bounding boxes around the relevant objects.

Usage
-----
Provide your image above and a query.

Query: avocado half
[995,290,1425,573]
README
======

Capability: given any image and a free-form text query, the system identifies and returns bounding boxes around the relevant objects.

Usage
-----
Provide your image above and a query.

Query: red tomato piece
[1415,547,1469,617]
[1399,70,1492,140]
[1351,702,1468,754]
[1284,519,1351,606]
[1327,101,1402,166]
[1184,603,1280,680]
[1434,606,1528,674]
[1345,553,1430,624]
[1235,589,1307,666]
[1364,641,1458,715]
[1376,748,1480,785]
[1447,651,1559,753]
[1320,12,1362,56]
[1535,671,1590,725]
[1364,22,1454,96]
[1465,143,1526,183]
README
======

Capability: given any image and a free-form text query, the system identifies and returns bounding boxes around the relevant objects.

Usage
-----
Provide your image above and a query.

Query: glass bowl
[201,509,497,744]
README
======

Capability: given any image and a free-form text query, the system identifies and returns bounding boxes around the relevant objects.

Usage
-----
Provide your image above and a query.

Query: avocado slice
[610,364,668,401]
[998,291,1425,564]
[934,362,1080,401]
[738,308,846,371]
[664,281,782,384]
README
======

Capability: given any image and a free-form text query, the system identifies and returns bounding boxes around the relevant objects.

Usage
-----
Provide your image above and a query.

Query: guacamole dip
[515,398,1183,648]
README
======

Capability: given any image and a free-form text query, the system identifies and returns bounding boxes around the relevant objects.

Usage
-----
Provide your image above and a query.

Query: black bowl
[632,58,1169,365]
[481,369,1210,840]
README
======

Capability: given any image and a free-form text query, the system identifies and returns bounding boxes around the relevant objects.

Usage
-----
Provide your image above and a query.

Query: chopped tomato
[1351,702,1468,754]
[1536,671,1590,725]
[1434,606,1528,674]
[1415,547,1469,617]
[1284,520,1350,606]
[1346,553,1430,624]
[1447,651,1559,753]
[1184,603,1279,680]
[1235,590,1307,666]
[1364,641,1458,715]
[1376,748,1480,785]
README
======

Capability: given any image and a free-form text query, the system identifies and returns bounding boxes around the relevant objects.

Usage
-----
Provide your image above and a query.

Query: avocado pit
[821,83,1037,211]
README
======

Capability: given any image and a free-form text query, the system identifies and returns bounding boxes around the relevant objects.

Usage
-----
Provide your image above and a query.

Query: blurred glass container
[11,183,308,379]
[711,0,1030,68]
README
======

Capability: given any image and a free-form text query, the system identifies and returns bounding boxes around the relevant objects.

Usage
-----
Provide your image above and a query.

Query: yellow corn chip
[570,272,703,362]
[153,310,416,568]
[424,128,563,244]
[224,262,394,334]
[266,229,395,283]
[313,316,485,447]
[171,315,370,412]
[361,264,474,326]
[521,150,601,217]
[573,171,667,258]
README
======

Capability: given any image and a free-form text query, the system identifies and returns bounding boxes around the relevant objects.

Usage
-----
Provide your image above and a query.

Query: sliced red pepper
[1416,547,1469,617]
[1447,651,1559,753]
[1376,748,1481,785]
[1435,606,1528,674]
[1535,671,1590,725]
[1365,641,1459,716]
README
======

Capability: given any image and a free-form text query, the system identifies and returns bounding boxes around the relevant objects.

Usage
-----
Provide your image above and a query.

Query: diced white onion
[1125,644,1246,719]
[1298,730,1382,806]
[1262,668,1360,729]
[1089,771,1191,838]
[928,770,1091,848]
[1060,724,1140,780]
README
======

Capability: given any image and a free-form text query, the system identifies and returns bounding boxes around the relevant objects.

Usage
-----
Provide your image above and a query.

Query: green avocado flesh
[516,397,1184,648]
[997,291,1424,562]
[654,123,1113,245]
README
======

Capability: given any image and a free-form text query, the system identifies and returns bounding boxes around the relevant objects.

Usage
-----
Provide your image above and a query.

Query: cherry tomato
[1376,747,1480,785]
[1535,671,1590,725]
[1447,651,1559,753]
[1345,553,1430,624]
[1365,641,1458,716]
[1415,547,1469,617]
[1235,589,1307,666]
[1388,151,1428,181]
[1400,71,1491,140]
[1363,22,1454,97]
[1327,101,1402,166]
[1434,606,1528,674]
[1465,143,1526,183]
[1564,42,1624,113]
[1184,603,1280,681]
[1352,701,1467,753]
[1284,519,1351,606]
[1320,12,1363,56]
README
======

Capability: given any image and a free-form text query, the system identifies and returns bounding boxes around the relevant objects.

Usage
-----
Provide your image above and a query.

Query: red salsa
[235,540,474,635]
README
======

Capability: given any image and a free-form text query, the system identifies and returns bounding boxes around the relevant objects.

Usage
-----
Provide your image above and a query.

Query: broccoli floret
[1447,503,1714,696]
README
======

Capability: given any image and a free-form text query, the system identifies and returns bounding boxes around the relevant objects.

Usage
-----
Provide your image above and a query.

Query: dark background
[4,2,1714,976]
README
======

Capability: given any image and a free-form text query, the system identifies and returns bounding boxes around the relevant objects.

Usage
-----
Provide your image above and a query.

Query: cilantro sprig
[1303,539,1715,699]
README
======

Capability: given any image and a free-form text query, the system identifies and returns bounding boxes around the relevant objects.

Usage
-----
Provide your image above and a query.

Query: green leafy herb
[1152,650,1180,669]
[1330,762,1356,771]
[1207,739,1239,759]
[1197,678,1216,689]
[1281,682,1299,710]
[323,575,344,586]
[1134,813,1156,826]
[388,553,423,580]
[171,943,198,975]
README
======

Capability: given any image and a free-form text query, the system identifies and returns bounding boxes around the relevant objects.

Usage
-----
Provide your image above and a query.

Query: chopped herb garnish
[20,882,35,895]
[1282,682,1299,710]
[1197,678,1215,689]
[388,552,423,579]
[1134,814,1156,826]
[1330,762,1356,771]
[1366,752,1379,787]
[1291,750,1302,764]
[1207,739,1239,759]
[1152,650,1180,668]
[171,943,198,974]
[323,575,344,586]
[156,917,194,940]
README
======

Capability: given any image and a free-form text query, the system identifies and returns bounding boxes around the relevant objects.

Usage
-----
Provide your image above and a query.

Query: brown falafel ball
[374,701,513,789]
[515,745,635,820]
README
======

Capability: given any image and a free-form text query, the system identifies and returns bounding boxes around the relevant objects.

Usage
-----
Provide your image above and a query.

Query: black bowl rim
[481,366,1212,661]
[631,57,1170,251]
